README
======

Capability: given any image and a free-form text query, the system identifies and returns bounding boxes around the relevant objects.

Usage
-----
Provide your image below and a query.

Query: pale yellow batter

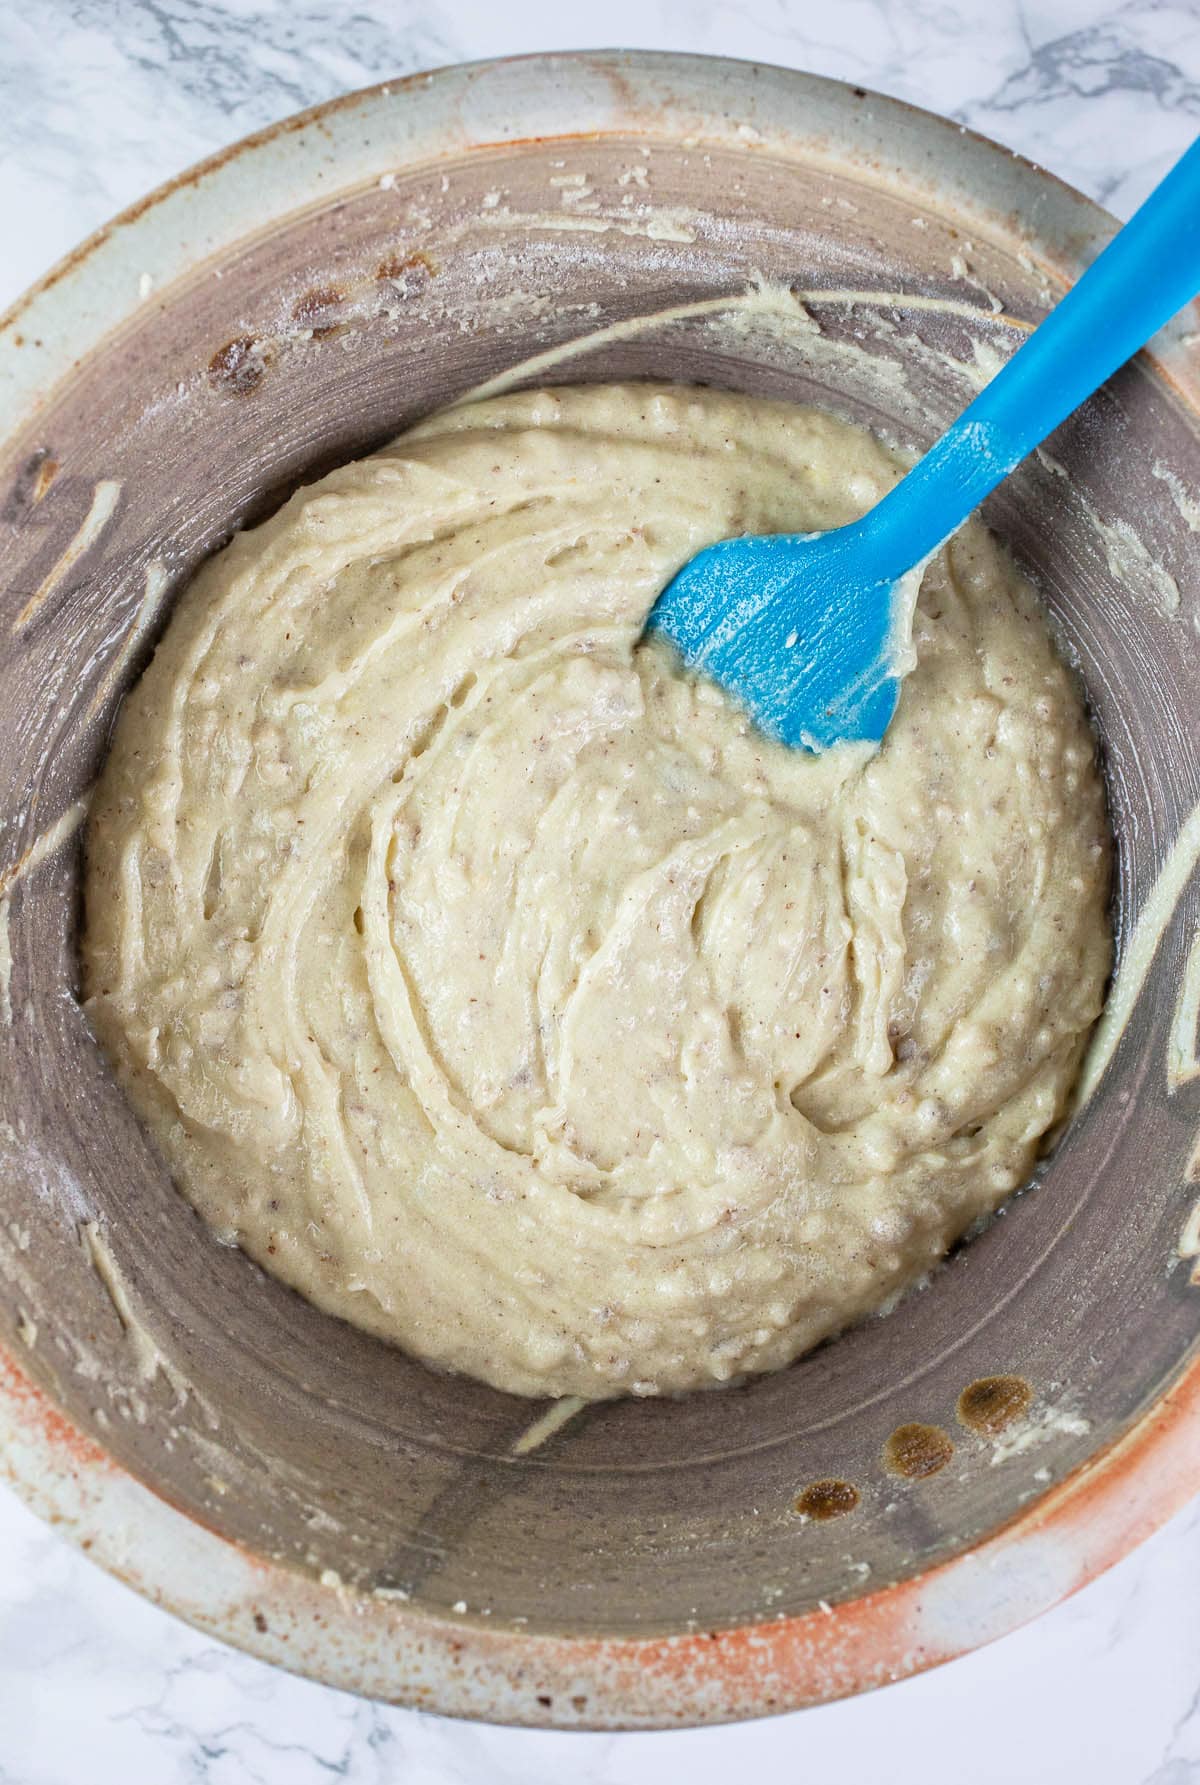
[83,384,1111,1400]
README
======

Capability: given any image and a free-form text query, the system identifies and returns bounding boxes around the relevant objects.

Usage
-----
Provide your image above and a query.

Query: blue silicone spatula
[647,136,1200,751]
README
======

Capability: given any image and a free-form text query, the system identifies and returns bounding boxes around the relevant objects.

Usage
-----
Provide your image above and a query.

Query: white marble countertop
[2,2,1198,1780]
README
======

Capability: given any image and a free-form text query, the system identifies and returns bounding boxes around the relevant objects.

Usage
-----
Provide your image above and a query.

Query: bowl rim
[2,47,1199,1729]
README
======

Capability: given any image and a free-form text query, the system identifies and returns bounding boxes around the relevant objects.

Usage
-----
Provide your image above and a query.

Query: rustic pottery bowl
[1,51,1199,1729]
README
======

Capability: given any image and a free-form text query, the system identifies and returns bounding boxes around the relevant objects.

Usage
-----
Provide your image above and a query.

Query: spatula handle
[867,134,1200,566]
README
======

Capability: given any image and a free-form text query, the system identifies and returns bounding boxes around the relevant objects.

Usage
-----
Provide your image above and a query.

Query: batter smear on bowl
[82,384,1111,1399]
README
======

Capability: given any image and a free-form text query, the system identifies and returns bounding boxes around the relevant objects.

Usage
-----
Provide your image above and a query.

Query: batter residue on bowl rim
[82,382,1111,1399]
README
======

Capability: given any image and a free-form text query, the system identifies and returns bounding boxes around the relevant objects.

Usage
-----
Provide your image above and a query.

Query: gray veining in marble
[1,3,1199,1781]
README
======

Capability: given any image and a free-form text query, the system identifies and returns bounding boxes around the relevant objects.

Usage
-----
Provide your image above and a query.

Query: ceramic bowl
[1,50,1199,1728]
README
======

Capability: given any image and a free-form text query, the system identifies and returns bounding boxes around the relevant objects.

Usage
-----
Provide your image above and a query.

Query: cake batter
[83,384,1111,1399]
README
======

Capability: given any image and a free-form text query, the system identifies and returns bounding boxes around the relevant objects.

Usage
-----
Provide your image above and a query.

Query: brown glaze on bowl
[0,52,1199,1728]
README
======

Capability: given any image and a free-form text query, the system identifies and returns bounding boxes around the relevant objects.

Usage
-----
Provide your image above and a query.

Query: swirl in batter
[83,385,1111,1398]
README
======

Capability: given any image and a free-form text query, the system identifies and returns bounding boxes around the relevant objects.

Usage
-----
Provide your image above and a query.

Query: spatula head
[646,529,906,751]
